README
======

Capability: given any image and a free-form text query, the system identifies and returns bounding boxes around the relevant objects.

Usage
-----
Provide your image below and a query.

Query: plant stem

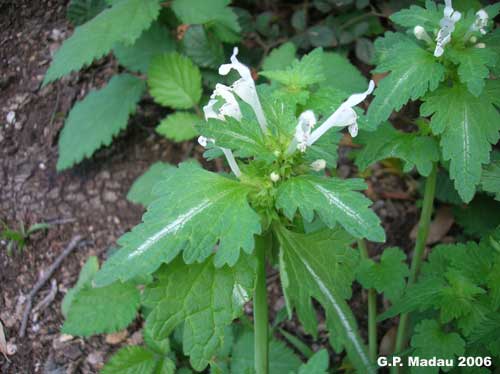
[358,239,377,362]
[254,234,270,374]
[392,163,438,371]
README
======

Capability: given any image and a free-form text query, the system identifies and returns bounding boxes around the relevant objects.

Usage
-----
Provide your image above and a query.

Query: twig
[32,279,58,314]
[18,235,84,338]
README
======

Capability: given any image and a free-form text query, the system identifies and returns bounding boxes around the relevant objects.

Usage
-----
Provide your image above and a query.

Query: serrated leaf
[303,129,341,169]
[275,226,375,374]
[483,29,500,76]
[453,195,500,238]
[367,38,445,125]
[102,346,173,374]
[262,42,297,71]
[143,255,255,371]
[181,25,224,69]
[156,112,199,142]
[230,330,303,374]
[420,83,500,202]
[389,3,441,29]
[356,247,409,301]
[276,175,385,242]
[44,0,161,84]
[94,163,261,286]
[482,160,500,200]
[61,256,99,317]
[114,22,176,73]
[62,281,140,336]
[410,320,465,374]
[296,349,329,374]
[354,123,440,176]
[57,74,145,170]
[127,162,173,207]
[321,52,367,93]
[449,47,497,97]
[172,0,240,33]
[148,52,202,109]
[67,0,108,26]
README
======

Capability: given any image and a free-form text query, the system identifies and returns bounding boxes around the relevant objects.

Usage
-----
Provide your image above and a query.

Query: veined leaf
[143,255,255,371]
[320,52,367,94]
[262,42,297,71]
[171,0,240,33]
[276,176,385,242]
[127,162,173,207]
[354,123,440,176]
[482,160,500,201]
[182,25,224,69]
[156,112,199,142]
[57,74,145,170]
[367,38,445,125]
[44,0,161,84]
[102,346,175,374]
[275,226,375,374]
[420,83,500,202]
[94,162,261,286]
[67,0,108,26]
[148,52,202,109]
[389,3,441,29]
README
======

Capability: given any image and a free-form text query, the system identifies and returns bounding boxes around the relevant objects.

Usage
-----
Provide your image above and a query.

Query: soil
[0,1,423,373]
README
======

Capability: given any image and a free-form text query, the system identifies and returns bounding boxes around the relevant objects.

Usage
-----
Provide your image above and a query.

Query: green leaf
[67,0,108,26]
[181,25,224,69]
[296,349,329,374]
[148,52,202,109]
[61,256,99,317]
[367,38,445,125]
[262,42,297,71]
[449,47,497,97]
[44,0,161,84]
[114,22,176,73]
[127,162,173,207]
[171,0,240,33]
[356,247,409,301]
[102,346,172,374]
[482,160,500,200]
[62,281,140,336]
[94,162,261,286]
[143,255,255,371]
[275,226,374,374]
[231,330,302,374]
[420,83,500,202]
[57,74,145,170]
[276,176,385,242]
[410,320,465,374]
[156,112,199,142]
[453,195,500,238]
[389,3,441,29]
[354,123,440,176]
[260,48,325,89]
[320,52,367,93]
[483,29,500,76]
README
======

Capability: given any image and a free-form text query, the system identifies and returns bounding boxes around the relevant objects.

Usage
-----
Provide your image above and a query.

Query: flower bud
[475,42,486,48]
[310,159,326,172]
[270,172,280,182]
[413,25,432,44]
[469,36,477,43]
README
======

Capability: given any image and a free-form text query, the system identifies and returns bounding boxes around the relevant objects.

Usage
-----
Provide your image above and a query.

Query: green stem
[254,234,270,374]
[392,163,438,372]
[358,239,377,362]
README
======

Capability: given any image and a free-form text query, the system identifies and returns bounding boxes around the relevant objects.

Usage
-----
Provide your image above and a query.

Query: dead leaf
[0,320,8,359]
[410,206,454,244]
[379,326,397,356]
[105,330,128,345]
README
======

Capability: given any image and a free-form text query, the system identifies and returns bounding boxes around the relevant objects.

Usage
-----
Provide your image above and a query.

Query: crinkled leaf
[276,175,385,242]
[67,0,108,25]
[143,255,255,371]
[420,83,500,202]
[367,38,445,125]
[356,247,409,301]
[57,74,145,170]
[262,42,297,71]
[44,0,161,84]
[389,3,441,29]
[275,226,374,374]
[410,320,465,374]
[156,112,199,142]
[94,163,261,286]
[148,52,202,109]
[114,22,176,73]
[182,25,224,69]
[102,346,174,374]
[127,162,173,207]
[321,52,367,94]
[171,0,240,33]
[354,123,440,176]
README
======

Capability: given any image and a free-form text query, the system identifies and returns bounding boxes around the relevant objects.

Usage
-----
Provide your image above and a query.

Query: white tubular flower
[414,25,432,44]
[270,172,280,182]
[434,0,462,57]
[307,80,375,146]
[470,9,488,35]
[203,84,242,121]
[311,159,326,172]
[198,136,241,178]
[291,110,317,153]
[198,136,215,147]
[219,47,268,133]
[475,43,486,48]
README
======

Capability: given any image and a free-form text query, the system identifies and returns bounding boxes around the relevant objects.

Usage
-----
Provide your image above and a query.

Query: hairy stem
[392,163,438,371]
[358,239,377,362]
[254,234,270,374]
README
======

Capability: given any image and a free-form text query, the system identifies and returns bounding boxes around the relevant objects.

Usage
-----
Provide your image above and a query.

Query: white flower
[414,25,432,44]
[218,47,268,133]
[434,0,462,57]
[470,9,488,35]
[291,110,317,153]
[6,111,15,125]
[198,136,215,147]
[270,172,280,182]
[203,84,242,121]
[197,136,241,178]
[475,42,486,48]
[311,159,326,172]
